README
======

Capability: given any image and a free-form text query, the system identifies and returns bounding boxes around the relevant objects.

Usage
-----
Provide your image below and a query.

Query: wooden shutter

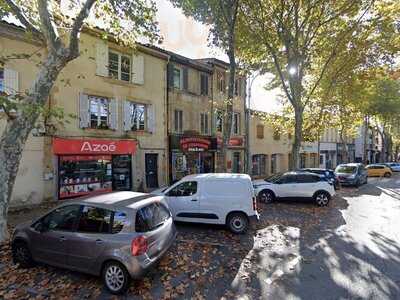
[167,63,174,88]
[132,54,144,84]
[205,75,209,96]
[257,125,264,139]
[147,104,155,133]
[123,100,132,131]
[95,41,108,77]
[79,93,90,128]
[109,98,118,130]
[182,67,188,91]
[4,68,18,94]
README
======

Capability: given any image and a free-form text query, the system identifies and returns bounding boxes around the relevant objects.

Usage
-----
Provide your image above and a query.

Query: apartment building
[167,55,247,182]
[249,110,291,178]
[355,124,382,163]
[0,21,169,206]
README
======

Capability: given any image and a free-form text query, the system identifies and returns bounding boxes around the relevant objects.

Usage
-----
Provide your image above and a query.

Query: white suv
[253,172,335,206]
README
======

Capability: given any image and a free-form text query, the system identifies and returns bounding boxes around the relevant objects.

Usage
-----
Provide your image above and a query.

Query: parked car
[366,164,392,178]
[252,171,335,206]
[153,173,259,234]
[335,163,368,187]
[300,168,340,190]
[384,162,400,172]
[11,192,176,295]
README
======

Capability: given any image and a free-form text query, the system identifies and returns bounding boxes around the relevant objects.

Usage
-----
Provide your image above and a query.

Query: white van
[155,173,259,234]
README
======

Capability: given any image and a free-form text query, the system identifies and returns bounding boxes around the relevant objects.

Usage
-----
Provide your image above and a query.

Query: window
[112,211,127,234]
[0,68,4,92]
[39,205,80,232]
[216,110,223,132]
[174,109,183,133]
[77,206,112,233]
[278,174,297,184]
[233,112,241,135]
[89,96,109,129]
[297,174,320,183]
[167,181,197,197]
[256,125,264,139]
[173,67,181,89]
[200,74,209,95]
[271,154,277,174]
[200,113,209,135]
[108,51,131,82]
[217,71,225,93]
[232,152,241,173]
[130,102,146,131]
[135,203,171,232]
[273,130,281,140]
[252,154,266,176]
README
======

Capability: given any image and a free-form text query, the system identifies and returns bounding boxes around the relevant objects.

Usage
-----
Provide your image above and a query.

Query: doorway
[112,155,132,191]
[145,153,159,189]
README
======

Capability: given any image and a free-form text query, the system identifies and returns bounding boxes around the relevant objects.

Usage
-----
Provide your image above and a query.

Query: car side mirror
[34,221,48,233]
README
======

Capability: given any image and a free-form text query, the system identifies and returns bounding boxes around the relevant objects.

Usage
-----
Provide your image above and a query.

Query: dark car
[300,168,340,190]
[11,192,177,294]
[335,163,368,187]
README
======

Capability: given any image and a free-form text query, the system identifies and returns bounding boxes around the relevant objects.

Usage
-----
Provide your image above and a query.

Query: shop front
[169,135,217,182]
[53,138,137,199]
[217,136,245,173]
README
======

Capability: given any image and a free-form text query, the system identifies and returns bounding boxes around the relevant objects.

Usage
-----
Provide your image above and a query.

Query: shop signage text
[217,136,244,147]
[53,138,137,155]
[180,137,211,152]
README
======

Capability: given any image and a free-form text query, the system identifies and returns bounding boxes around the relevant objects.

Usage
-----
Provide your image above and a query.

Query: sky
[155,0,282,113]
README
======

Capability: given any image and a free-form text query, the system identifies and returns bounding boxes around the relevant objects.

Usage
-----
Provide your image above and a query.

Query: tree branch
[3,0,43,39]
[69,0,97,59]
[37,0,61,52]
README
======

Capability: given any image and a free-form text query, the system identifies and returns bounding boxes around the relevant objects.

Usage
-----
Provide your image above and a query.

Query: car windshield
[264,173,283,183]
[336,166,357,174]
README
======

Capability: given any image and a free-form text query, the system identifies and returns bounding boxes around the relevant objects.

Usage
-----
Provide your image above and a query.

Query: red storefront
[53,138,137,199]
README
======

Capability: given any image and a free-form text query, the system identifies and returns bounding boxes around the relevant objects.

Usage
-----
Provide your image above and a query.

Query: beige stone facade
[1,22,169,206]
[249,110,291,178]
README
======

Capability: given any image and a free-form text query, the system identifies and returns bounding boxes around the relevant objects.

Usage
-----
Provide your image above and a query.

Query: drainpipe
[166,56,171,184]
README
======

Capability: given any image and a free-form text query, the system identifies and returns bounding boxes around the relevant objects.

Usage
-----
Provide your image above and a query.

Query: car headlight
[349,174,356,179]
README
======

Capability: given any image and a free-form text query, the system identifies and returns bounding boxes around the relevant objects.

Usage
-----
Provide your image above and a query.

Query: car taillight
[252,196,257,211]
[131,236,148,256]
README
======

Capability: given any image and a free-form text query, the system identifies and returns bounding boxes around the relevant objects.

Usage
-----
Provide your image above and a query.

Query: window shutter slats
[95,41,108,77]
[79,93,90,128]
[123,100,131,131]
[4,68,19,95]
[132,54,144,84]
[182,68,188,91]
[147,104,155,133]
[167,63,174,87]
[109,98,118,130]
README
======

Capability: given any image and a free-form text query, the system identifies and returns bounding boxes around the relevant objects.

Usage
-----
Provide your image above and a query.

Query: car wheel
[12,241,34,268]
[384,172,391,178]
[314,191,330,207]
[103,261,130,295]
[259,190,275,204]
[226,212,249,234]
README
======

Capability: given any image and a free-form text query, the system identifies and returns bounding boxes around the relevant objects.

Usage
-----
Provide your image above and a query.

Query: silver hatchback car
[11,192,177,294]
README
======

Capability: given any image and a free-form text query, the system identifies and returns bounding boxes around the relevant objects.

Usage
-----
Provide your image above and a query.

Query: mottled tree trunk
[291,106,303,170]
[0,52,68,242]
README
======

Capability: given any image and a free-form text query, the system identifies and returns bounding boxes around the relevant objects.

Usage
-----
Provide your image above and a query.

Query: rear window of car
[336,166,357,173]
[135,203,171,233]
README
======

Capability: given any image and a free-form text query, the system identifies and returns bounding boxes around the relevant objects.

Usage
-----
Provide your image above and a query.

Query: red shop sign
[53,138,137,155]
[217,137,244,147]
[180,137,211,152]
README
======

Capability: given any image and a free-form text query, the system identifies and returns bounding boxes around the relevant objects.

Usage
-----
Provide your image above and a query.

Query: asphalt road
[218,173,400,300]
[2,174,400,299]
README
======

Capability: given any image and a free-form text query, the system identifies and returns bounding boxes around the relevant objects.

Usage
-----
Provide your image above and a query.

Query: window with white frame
[200,113,209,135]
[216,110,223,132]
[130,102,146,131]
[174,109,183,133]
[173,68,181,89]
[108,51,131,82]
[233,112,240,135]
[89,96,109,129]
[0,68,4,92]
